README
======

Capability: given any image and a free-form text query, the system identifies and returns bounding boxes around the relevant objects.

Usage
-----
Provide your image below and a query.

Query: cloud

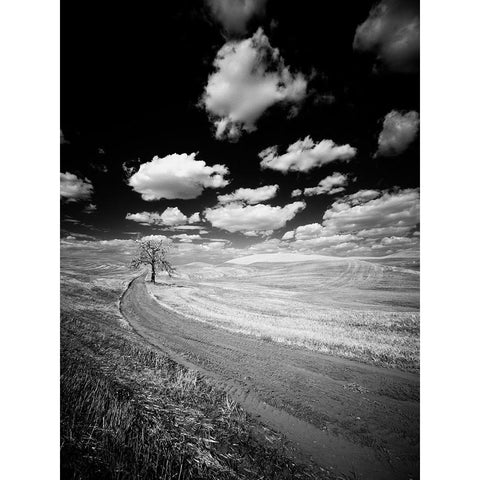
[62,232,96,241]
[188,212,201,223]
[200,28,308,140]
[217,184,278,204]
[293,223,326,240]
[158,207,189,226]
[259,136,357,173]
[281,188,419,256]
[83,203,97,213]
[60,130,69,145]
[291,189,302,198]
[322,188,419,234]
[380,235,414,246]
[63,216,80,224]
[353,0,419,73]
[170,225,205,231]
[376,110,419,157]
[356,226,413,238]
[204,201,305,235]
[127,153,229,200]
[125,211,161,225]
[60,172,93,202]
[206,0,268,36]
[126,207,199,227]
[171,233,202,243]
[303,172,349,196]
[346,189,381,204]
[247,238,282,253]
[281,230,295,240]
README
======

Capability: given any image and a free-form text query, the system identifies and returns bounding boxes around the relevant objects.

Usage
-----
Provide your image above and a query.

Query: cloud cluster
[128,153,229,200]
[259,136,356,173]
[205,0,268,36]
[353,0,420,73]
[201,28,307,140]
[304,172,349,196]
[204,201,305,235]
[60,172,93,202]
[322,188,419,234]
[281,188,419,255]
[376,110,419,157]
[217,184,278,204]
[126,207,200,226]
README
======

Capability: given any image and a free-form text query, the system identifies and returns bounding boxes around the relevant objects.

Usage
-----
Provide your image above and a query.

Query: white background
[0,1,479,478]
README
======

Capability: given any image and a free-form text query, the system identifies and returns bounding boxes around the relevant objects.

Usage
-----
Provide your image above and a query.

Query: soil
[120,275,419,480]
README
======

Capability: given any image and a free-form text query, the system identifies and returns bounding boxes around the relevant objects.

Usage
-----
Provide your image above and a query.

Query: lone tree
[130,238,175,283]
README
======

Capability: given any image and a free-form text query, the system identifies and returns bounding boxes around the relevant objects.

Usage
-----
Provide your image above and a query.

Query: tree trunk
[151,264,156,283]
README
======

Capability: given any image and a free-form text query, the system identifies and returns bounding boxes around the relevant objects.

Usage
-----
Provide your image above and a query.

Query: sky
[61,0,419,262]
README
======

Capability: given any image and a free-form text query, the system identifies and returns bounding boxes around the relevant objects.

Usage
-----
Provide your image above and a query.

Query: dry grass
[149,256,420,372]
[61,249,328,479]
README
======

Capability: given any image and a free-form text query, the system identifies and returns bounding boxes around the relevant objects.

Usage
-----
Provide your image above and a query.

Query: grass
[60,254,331,479]
[149,256,420,372]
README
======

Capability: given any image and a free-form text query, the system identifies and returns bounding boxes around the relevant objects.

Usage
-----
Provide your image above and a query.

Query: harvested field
[148,253,420,371]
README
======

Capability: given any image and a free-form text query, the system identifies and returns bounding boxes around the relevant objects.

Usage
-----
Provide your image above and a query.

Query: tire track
[120,275,419,480]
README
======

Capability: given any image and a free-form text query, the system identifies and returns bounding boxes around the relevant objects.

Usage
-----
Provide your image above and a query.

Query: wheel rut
[120,274,419,480]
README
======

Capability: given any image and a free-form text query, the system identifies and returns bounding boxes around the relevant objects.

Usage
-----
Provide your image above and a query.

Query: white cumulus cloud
[376,110,419,157]
[128,153,229,200]
[188,212,201,223]
[158,207,188,226]
[259,136,357,173]
[217,184,278,204]
[200,28,308,140]
[60,172,93,202]
[204,201,305,235]
[126,207,199,227]
[303,172,349,196]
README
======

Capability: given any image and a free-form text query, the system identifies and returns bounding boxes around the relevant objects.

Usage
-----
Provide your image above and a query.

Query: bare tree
[130,238,175,283]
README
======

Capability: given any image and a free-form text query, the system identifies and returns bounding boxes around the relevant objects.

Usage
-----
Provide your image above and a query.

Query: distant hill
[225,252,340,265]
[181,262,214,268]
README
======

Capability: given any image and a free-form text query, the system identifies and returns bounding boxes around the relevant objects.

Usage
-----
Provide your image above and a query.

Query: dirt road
[120,275,419,480]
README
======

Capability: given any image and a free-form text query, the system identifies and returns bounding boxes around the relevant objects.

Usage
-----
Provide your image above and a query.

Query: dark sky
[61,0,419,258]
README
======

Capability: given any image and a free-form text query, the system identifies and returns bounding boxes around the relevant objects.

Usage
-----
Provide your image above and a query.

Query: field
[61,244,419,479]
[148,253,420,372]
[60,245,326,479]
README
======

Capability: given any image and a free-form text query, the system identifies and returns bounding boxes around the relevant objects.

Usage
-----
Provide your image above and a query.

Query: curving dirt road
[120,275,419,480]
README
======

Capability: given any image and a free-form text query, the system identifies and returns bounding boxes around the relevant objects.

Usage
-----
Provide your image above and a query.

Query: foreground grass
[61,268,329,479]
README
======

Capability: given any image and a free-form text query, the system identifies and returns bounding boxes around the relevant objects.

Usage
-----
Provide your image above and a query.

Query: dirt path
[120,275,419,480]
